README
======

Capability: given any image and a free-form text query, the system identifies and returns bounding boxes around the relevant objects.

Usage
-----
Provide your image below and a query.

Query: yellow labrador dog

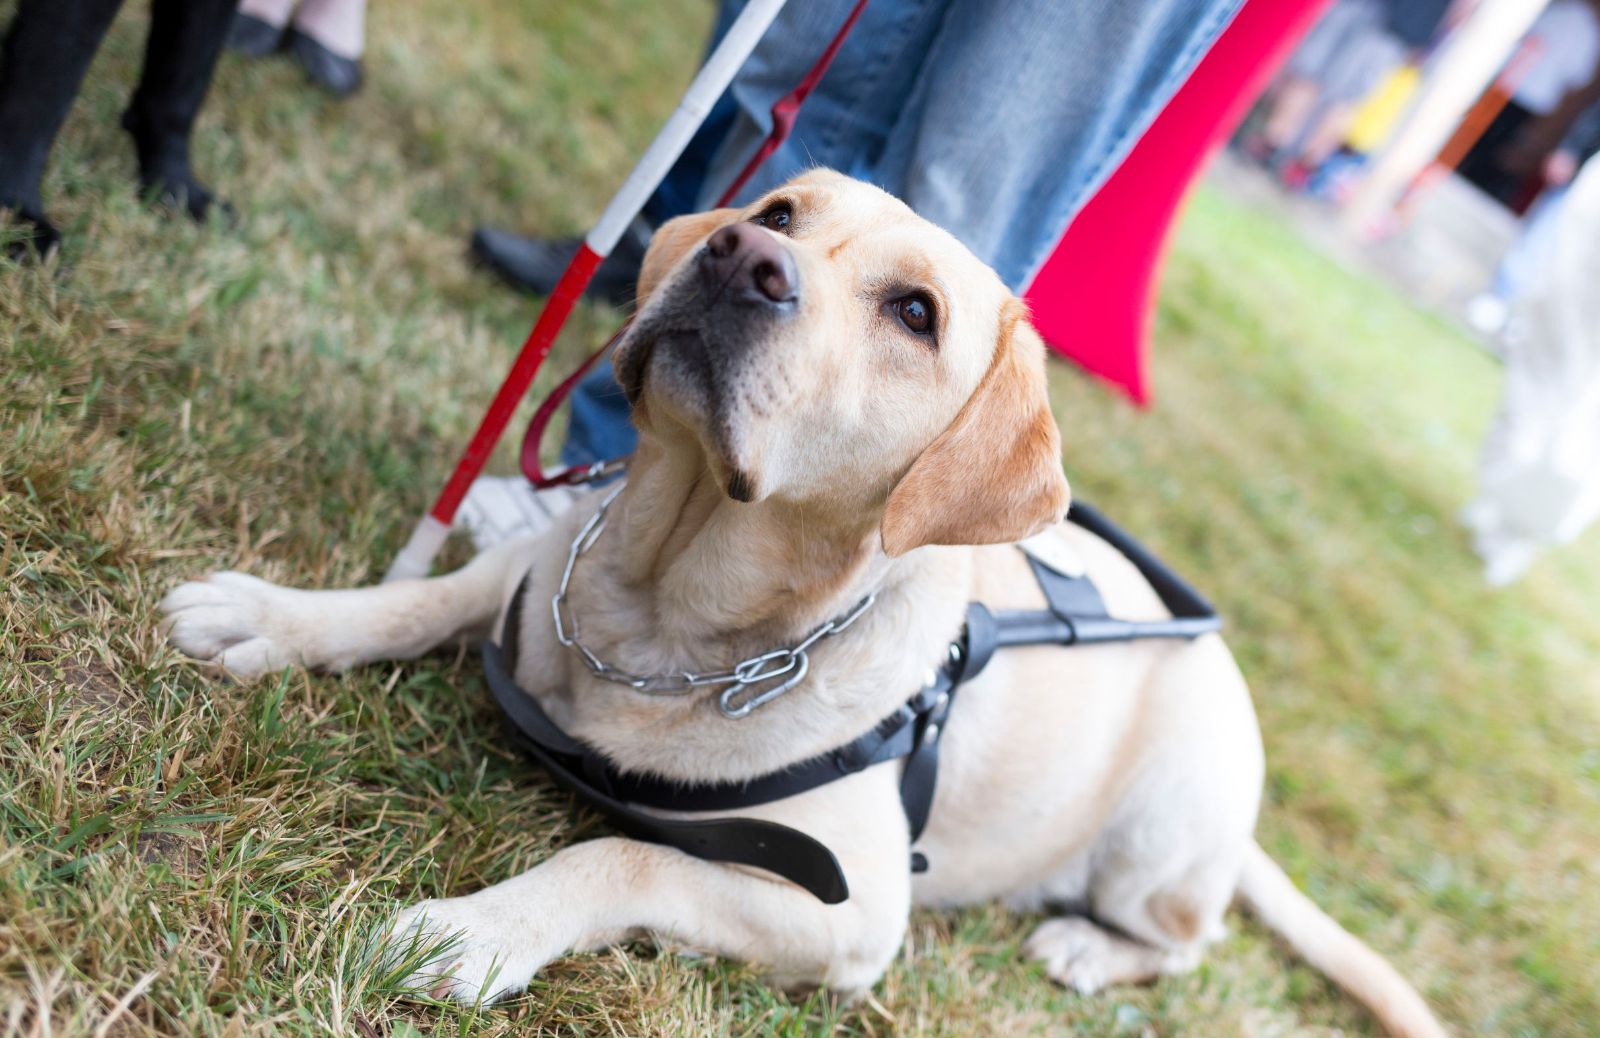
[161,171,1446,1037]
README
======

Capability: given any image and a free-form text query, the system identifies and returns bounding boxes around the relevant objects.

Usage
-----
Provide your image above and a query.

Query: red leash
[519,319,630,487]
[519,0,870,489]
[712,0,868,210]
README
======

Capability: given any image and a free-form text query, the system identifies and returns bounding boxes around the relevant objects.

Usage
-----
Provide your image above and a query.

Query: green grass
[4,1,1599,1034]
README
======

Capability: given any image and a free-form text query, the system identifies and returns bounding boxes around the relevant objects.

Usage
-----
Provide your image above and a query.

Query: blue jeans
[562,0,1243,469]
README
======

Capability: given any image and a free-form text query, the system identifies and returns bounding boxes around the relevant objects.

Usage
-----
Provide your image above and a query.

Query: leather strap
[488,577,968,903]
[1061,500,1222,639]
[484,639,851,903]
[961,602,1000,678]
[1000,501,1223,645]
[497,594,964,812]
[481,498,1216,903]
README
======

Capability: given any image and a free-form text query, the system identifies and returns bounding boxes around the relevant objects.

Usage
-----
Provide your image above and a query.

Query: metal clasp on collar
[550,486,878,719]
[715,591,877,718]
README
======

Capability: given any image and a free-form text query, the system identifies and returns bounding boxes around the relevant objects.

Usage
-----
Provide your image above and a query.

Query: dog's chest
[507,552,969,788]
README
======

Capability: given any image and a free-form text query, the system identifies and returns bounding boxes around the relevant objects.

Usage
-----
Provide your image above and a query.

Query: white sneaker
[456,476,582,552]
[1466,294,1509,336]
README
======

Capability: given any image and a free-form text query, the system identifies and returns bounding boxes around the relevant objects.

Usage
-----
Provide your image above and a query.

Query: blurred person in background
[1461,138,1600,585]
[1456,0,1600,206]
[227,0,366,98]
[0,0,237,261]
[1246,0,1454,187]
[1468,99,1600,338]
[457,0,1247,542]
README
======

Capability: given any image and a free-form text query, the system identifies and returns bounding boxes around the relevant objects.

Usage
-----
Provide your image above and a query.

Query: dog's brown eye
[893,294,934,336]
[753,201,792,232]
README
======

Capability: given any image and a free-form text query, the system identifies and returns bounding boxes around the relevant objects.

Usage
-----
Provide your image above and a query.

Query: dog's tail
[1236,841,1448,1038]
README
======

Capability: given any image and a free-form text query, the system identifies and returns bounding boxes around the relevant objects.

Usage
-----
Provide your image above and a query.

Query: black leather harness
[482,500,1219,905]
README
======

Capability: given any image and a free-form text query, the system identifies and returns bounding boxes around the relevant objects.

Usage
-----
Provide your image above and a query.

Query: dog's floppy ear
[881,302,1070,556]
[635,208,740,305]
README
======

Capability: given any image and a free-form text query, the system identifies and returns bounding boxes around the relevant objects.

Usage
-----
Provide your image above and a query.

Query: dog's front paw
[159,572,305,679]
[385,897,556,1004]
[1023,917,1116,994]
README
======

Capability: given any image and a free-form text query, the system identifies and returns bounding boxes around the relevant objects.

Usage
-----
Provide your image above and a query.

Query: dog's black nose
[700,223,798,305]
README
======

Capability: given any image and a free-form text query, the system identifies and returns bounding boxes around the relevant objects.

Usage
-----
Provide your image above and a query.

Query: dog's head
[614,170,1069,555]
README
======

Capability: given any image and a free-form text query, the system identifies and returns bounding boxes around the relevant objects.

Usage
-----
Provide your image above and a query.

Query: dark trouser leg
[0,0,126,254]
[121,0,237,220]
[1457,101,1532,208]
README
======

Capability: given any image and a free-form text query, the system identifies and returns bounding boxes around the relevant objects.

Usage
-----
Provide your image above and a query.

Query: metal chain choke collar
[551,485,877,719]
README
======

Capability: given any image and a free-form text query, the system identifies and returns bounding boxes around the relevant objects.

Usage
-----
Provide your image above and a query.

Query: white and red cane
[383,0,790,582]
[387,0,870,582]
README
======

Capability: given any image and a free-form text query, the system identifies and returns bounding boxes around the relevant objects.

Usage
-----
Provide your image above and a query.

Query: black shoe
[469,228,646,307]
[138,172,236,225]
[121,108,233,225]
[226,12,284,57]
[285,28,362,99]
[120,0,235,224]
[2,203,61,263]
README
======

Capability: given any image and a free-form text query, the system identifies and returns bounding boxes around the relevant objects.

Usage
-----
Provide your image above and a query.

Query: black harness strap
[484,638,854,903]
[487,572,989,903]
[988,501,1222,647]
[484,500,1216,905]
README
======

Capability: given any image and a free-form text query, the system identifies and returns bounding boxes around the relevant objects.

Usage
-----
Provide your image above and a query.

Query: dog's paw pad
[159,572,300,678]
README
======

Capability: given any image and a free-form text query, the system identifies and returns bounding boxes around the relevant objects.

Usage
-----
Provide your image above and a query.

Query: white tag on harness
[1018,530,1088,578]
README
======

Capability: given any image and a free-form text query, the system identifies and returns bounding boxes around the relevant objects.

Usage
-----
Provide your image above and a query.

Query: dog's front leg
[389,825,911,1004]
[160,534,542,678]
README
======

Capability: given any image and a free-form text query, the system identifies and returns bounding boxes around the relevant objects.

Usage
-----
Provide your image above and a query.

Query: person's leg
[122,0,236,222]
[286,0,365,97]
[0,0,126,257]
[468,223,650,305]
[1468,182,1569,337]
[290,0,363,56]
[238,0,296,26]
[865,0,1245,291]
[1255,0,1366,155]
[690,0,950,209]
[1456,102,1532,205]
[1258,78,1322,153]
[561,362,638,469]
[1287,28,1404,171]
[470,0,1244,551]
[230,0,295,57]
[471,0,939,299]
[541,0,1243,470]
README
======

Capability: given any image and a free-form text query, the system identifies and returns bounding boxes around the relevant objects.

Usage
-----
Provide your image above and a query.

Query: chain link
[550,485,877,719]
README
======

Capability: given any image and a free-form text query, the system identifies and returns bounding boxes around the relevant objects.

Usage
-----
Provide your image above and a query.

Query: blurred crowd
[1244,0,1459,191]
[1241,0,1600,584]
[1242,0,1600,214]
